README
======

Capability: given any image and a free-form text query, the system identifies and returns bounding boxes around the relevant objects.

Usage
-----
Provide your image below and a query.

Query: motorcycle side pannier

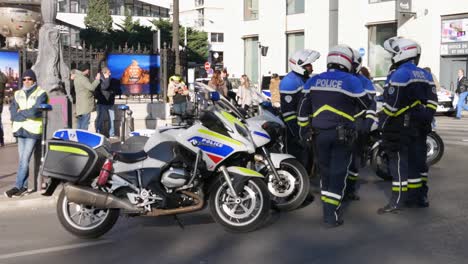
[41,140,105,183]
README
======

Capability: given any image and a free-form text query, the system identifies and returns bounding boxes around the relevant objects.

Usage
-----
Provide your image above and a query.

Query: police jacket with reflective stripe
[10,85,48,139]
[355,74,377,128]
[297,69,369,133]
[279,71,308,136]
[379,61,437,132]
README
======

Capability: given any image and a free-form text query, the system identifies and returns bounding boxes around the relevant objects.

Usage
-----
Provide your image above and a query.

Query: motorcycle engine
[161,167,189,188]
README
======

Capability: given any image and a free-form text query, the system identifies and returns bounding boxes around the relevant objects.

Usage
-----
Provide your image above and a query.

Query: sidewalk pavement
[0,143,57,211]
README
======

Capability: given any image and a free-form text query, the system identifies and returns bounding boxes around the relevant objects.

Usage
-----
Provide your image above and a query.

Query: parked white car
[436,87,456,115]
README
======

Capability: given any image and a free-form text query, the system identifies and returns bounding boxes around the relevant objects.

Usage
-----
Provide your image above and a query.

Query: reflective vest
[12,87,46,135]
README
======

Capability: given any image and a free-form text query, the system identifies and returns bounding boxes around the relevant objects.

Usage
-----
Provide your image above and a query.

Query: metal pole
[184,26,187,48]
[38,104,52,192]
[258,42,262,93]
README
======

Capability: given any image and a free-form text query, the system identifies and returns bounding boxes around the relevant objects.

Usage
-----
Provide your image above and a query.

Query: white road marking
[0,240,112,260]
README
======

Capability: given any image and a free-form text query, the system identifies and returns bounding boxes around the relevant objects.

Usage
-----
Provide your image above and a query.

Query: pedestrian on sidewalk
[74,63,100,130]
[0,69,7,147]
[94,67,115,137]
[455,69,468,119]
[5,69,48,198]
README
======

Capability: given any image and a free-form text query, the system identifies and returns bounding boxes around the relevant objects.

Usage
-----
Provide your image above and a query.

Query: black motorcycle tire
[371,148,392,181]
[371,132,444,181]
[56,188,120,239]
[209,177,270,233]
[426,131,444,166]
[268,159,310,211]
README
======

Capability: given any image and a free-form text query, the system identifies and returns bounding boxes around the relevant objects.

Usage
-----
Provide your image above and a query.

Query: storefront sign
[396,0,412,13]
[440,42,468,56]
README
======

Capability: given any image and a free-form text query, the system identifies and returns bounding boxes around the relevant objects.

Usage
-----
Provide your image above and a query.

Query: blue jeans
[173,102,187,123]
[95,104,115,137]
[15,137,39,189]
[77,113,91,130]
[456,91,468,118]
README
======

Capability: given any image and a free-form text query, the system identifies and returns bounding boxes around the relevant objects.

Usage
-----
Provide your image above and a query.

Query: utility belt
[313,125,357,146]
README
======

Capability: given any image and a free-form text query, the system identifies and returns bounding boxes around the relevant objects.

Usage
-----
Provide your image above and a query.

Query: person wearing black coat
[94,67,115,137]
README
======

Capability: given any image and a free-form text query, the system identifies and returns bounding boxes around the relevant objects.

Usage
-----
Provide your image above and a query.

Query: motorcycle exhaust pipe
[64,184,141,212]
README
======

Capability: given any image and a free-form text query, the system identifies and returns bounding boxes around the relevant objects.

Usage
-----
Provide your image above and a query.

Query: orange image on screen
[120,60,150,84]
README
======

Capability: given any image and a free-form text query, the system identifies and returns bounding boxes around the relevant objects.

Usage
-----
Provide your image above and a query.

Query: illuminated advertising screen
[107,54,160,95]
[441,18,468,43]
[0,50,20,91]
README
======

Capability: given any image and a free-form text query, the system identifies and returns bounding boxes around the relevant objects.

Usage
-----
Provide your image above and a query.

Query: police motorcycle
[41,92,271,238]
[369,95,445,181]
[196,84,310,211]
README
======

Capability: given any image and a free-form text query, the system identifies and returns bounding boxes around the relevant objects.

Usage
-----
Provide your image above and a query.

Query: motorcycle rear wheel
[209,178,270,233]
[57,188,120,239]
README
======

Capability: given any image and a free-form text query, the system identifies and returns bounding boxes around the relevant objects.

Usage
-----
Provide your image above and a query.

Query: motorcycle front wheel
[426,131,444,166]
[56,188,120,239]
[266,159,310,211]
[209,177,270,233]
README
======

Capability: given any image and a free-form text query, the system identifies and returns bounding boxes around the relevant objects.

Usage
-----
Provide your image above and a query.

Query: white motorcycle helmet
[383,36,421,65]
[326,44,355,72]
[352,48,363,74]
[288,49,321,76]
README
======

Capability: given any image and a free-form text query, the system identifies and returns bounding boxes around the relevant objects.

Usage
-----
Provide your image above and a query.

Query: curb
[0,193,57,212]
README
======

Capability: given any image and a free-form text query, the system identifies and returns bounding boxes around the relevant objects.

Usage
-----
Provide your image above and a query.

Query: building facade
[224,0,468,90]
[56,0,171,47]
[179,0,225,68]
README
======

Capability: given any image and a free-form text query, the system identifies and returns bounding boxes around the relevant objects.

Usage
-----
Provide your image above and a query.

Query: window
[143,4,151,16]
[368,23,397,77]
[244,37,259,84]
[160,7,169,18]
[197,9,205,26]
[211,33,224,43]
[286,32,304,71]
[287,0,304,15]
[244,0,259,21]
[134,1,142,16]
[125,0,133,15]
[151,6,160,17]
[57,0,69,13]
[195,0,204,7]
[110,0,124,15]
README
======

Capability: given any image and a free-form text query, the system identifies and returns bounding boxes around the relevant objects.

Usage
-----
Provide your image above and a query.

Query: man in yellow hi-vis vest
[5,70,48,198]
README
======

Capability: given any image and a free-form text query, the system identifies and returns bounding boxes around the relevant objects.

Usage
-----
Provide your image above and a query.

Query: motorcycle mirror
[210,91,220,101]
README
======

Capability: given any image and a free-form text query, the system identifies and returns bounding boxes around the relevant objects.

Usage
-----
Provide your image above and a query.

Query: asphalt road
[0,117,466,264]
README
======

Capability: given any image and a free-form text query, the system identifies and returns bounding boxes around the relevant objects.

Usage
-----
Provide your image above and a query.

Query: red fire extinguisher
[97,158,113,186]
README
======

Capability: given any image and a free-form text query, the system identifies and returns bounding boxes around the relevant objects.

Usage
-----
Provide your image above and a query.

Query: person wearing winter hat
[5,69,48,198]
[74,63,100,130]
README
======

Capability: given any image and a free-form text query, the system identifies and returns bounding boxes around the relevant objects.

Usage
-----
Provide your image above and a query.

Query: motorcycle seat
[114,150,148,163]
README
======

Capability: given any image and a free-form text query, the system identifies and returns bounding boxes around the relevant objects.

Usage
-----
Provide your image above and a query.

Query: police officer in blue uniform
[345,49,378,201]
[280,49,320,170]
[297,45,370,227]
[378,37,438,214]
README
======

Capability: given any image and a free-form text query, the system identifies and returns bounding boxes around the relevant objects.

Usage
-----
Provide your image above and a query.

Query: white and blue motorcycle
[131,83,310,211]
[42,92,271,238]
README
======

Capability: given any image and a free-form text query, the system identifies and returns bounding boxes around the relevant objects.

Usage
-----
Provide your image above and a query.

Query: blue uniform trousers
[314,129,353,224]
[408,131,428,202]
[382,133,410,207]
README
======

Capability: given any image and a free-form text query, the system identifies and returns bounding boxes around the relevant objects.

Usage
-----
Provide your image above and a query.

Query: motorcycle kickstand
[173,215,185,229]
